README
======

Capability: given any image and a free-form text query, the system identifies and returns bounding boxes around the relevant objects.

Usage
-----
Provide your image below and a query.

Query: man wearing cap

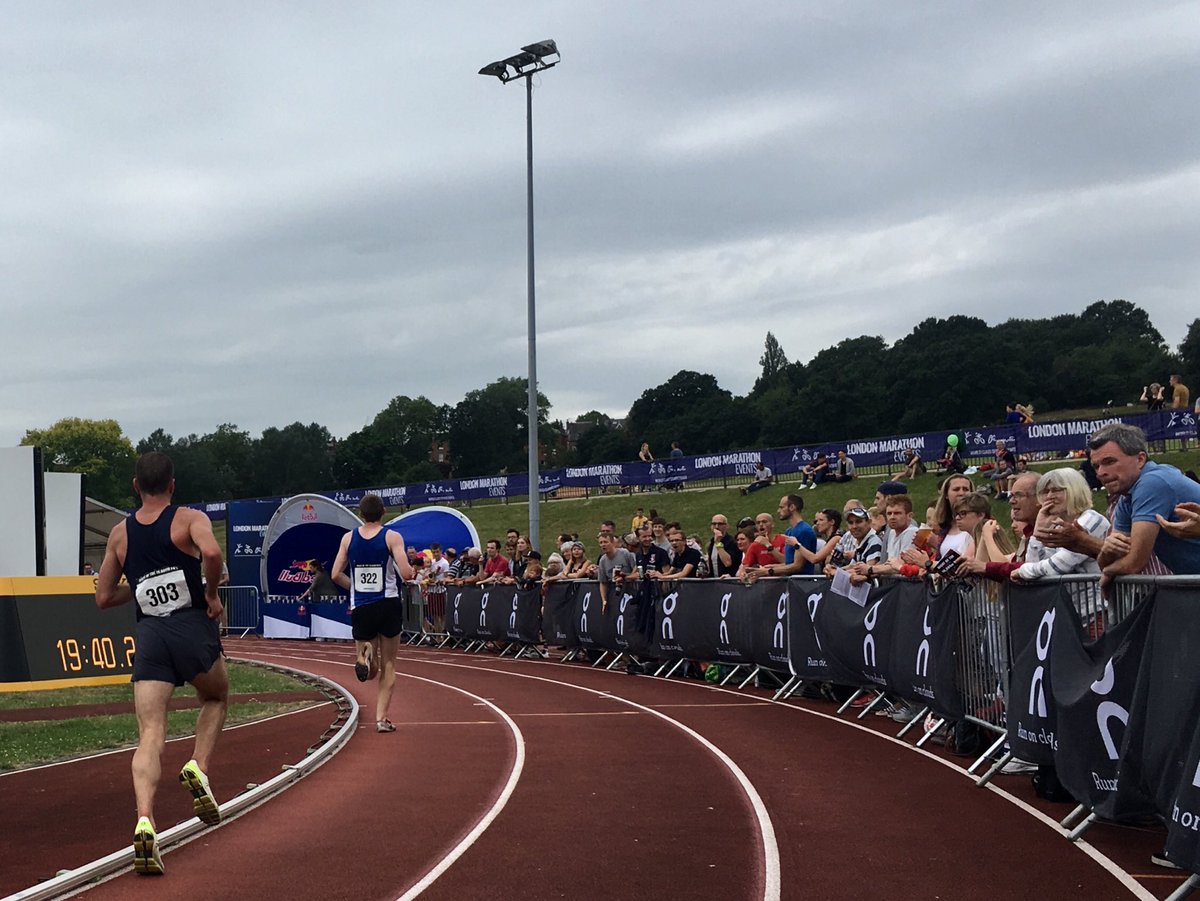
[826,506,883,583]
[874,480,907,510]
[449,547,483,585]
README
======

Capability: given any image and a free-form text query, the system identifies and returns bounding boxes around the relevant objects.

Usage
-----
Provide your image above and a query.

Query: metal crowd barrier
[218,584,261,638]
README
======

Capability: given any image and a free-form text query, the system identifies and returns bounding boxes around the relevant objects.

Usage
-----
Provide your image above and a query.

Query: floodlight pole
[480,42,558,554]
[523,72,541,555]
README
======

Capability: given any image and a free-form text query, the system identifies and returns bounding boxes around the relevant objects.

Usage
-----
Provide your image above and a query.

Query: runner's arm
[331,533,353,590]
[95,524,131,609]
[186,510,224,601]
[387,530,415,581]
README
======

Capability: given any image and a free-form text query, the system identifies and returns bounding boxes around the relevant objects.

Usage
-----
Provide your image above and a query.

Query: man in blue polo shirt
[757,493,818,578]
[1090,423,1200,579]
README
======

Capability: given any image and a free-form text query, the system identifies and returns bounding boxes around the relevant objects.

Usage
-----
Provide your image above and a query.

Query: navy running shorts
[132,608,223,686]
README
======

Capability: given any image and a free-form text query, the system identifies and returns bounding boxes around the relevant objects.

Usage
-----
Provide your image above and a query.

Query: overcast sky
[2,1,1197,448]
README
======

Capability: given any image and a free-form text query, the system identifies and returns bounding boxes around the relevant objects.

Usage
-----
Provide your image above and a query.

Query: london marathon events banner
[196,409,1197,518]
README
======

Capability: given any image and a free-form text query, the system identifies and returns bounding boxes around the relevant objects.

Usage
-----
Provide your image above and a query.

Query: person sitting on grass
[831,449,856,483]
[741,460,774,495]
[891,447,926,481]
[799,452,830,489]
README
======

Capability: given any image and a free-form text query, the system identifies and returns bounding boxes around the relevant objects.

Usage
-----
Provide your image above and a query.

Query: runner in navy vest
[332,494,414,732]
[95,452,227,876]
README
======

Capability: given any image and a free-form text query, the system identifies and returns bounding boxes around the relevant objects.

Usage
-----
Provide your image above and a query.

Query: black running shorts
[351,596,404,641]
[133,608,223,686]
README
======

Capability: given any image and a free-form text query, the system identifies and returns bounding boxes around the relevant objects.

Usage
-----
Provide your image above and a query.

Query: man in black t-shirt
[655,529,702,579]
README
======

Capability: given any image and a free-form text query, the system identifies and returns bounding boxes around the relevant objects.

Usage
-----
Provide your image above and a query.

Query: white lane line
[398,657,782,901]
[514,710,640,718]
[391,673,525,901]
[451,650,1159,898]
[0,702,330,777]
[398,647,1154,901]
[239,650,526,901]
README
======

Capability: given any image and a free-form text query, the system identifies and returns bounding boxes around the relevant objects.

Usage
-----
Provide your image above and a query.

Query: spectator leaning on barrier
[1089,423,1200,580]
[826,507,882,584]
[832,449,856,483]
[755,494,818,578]
[754,512,786,562]
[707,514,740,578]
[799,452,829,489]
[655,528,702,579]
[955,472,1040,581]
[728,526,756,580]
[480,539,511,584]
[866,495,918,578]
[1013,468,1109,582]
[596,532,637,614]
[636,525,670,579]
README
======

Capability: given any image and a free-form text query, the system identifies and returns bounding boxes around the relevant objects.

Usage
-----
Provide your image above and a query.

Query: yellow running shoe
[132,816,164,875]
[179,759,221,826]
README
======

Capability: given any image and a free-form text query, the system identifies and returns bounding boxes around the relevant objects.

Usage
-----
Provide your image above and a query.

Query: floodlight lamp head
[521,40,559,61]
[478,61,510,81]
[504,51,539,73]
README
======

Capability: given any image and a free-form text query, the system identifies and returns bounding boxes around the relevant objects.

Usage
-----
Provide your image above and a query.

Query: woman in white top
[931,474,976,561]
[1015,468,1110,580]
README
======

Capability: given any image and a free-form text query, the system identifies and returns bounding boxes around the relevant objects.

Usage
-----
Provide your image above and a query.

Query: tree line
[23,301,1200,507]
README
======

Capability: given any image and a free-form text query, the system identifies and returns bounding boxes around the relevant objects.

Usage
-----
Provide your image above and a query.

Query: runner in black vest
[96,452,228,876]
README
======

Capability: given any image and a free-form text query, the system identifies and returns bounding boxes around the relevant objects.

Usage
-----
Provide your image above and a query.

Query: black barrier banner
[812,581,900,690]
[445,586,510,641]
[887,580,963,719]
[652,580,756,664]
[752,580,791,673]
[1120,588,1200,873]
[1050,590,1157,819]
[542,582,579,648]
[1005,582,1063,766]
[573,582,617,651]
[1166,717,1200,873]
[566,581,653,656]
[785,579,833,681]
[503,588,542,644]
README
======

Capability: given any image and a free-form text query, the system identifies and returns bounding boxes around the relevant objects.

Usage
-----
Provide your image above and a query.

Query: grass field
[0,662,318,771]
[210,442,1200,558]
[397,447,1200,551]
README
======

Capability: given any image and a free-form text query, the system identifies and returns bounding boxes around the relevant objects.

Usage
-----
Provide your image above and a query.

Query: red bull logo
[301,502,318,522]
[278,560,315,584]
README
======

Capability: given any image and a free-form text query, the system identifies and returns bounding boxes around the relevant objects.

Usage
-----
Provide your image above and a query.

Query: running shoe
[179,759,221,826]
[355,643,374,682]
[376,719,396,733]
[132,816,164,875]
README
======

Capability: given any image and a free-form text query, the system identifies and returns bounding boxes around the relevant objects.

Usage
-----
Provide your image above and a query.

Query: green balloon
[947,434,960,447]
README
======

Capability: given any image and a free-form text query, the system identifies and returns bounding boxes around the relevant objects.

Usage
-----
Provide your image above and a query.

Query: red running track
[1,637,1186,900]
